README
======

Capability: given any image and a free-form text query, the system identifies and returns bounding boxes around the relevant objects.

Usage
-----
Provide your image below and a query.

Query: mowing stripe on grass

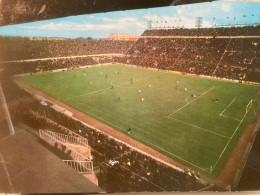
[167,117,229,139]
[168,86,216,117]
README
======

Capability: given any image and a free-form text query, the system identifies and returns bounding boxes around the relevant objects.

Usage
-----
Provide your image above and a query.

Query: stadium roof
[0,0,215,26]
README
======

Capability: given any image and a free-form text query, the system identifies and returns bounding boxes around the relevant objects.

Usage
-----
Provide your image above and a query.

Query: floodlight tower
[195,17,203,28]
[147,20,152,30]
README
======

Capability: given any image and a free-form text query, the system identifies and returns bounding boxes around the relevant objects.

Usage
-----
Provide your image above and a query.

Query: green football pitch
[19,64,260,178]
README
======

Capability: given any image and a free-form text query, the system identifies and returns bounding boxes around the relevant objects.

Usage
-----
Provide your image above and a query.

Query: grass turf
[19,64,260,178]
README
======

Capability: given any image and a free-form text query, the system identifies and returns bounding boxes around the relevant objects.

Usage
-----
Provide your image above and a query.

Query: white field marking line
[248,100,256,116]
[219,98,236,116]
[211,99,252,172]
[168,86,216,117]
[131,134,208,172]
[219,98,241,121]
[0,154,14,192]
[185,95,191,104]
[246,99,253,113]
[168,117,229,139]
[185,92,201,104]
[220,114,241,122]
[252,107,257,116]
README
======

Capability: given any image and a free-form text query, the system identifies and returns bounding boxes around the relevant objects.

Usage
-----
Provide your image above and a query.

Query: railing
[42,130,88,146]
[30,112,88,145]
[39,129,87,161]
[63,160,93,174]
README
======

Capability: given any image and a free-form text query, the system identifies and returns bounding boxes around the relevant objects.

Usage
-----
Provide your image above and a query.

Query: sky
[0,0,259,38]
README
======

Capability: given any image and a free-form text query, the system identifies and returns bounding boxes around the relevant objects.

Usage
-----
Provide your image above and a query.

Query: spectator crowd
[142,26,260,37]
[0,37,132,61]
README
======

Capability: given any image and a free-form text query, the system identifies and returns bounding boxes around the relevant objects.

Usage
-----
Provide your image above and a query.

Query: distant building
[108,33,140,41]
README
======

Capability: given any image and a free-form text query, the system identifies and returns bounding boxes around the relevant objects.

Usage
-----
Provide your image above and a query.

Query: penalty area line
[219,98,236,116]
[168,86,216,117]
[185,92,202,104]
[220,114,241,122]
[167,117,229,139]
[211,99,251,173]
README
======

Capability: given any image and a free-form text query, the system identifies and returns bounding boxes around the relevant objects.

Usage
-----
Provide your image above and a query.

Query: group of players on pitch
[100,72,219,103]
[90,71,218,135]
[77,70,219,103]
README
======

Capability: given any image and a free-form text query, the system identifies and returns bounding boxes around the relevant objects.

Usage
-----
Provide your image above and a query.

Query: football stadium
[0,0,260,193]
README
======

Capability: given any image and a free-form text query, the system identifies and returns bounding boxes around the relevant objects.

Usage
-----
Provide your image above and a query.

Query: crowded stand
[2,57,98,74]
[142,26,260,37]
[2,26,259,82]
[126,26,260,82]
[0,36,132,61]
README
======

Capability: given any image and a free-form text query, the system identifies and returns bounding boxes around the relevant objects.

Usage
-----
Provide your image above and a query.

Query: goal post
[245,99,253,114]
